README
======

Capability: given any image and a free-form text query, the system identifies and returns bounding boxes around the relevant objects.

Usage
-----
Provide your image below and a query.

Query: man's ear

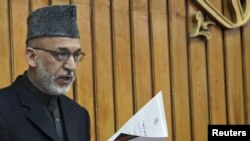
[25,47,37,67]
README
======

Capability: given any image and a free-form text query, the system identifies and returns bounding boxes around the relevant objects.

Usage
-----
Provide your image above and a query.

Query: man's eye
[57,52,68,60]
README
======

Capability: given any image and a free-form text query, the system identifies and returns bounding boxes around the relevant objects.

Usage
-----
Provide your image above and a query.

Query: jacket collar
[12,74,62,141]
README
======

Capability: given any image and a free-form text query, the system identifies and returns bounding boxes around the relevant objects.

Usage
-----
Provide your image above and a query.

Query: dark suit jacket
[0,75,90,141]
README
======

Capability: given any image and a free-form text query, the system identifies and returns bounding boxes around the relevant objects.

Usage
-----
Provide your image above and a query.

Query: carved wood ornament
[190,0,250,40]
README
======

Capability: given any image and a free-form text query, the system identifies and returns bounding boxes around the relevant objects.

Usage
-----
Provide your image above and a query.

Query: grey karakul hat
[26,5,80,44]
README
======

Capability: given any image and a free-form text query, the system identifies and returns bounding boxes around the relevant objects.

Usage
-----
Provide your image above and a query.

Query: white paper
[108,91,168,141]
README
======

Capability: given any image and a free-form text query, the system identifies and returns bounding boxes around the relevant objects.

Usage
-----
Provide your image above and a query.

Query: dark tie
[48,96,65,140]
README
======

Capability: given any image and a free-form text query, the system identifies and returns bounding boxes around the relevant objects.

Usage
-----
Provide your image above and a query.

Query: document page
[108,91,168,141]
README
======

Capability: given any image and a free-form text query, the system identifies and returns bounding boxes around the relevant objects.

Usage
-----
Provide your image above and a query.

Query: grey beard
[35,58,72,95]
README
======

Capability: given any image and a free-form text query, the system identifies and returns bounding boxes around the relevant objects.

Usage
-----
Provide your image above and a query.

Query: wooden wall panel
[131,0,153,110]
[224,29,245,124]
[169,0,191,141]
[0,0,11,87]
[243,22,250,123]
[0,0,250,141]
[112,0,134,129]
[150,0,172,141]
[93,0,115,140]
[207,0,227,124]
[11,0,29,78]
[31,0,49,9]
[223,2,245,124]
[188,3,209,141]
[51,0,69,5]
[72,0,96,141]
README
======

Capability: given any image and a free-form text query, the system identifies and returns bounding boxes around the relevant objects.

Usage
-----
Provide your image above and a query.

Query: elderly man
[0,5,90,141]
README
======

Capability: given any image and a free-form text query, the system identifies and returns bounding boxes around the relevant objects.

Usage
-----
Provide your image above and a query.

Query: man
[0,5,90,141]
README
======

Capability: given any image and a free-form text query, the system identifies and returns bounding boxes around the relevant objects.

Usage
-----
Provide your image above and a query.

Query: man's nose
[64,55,77,71]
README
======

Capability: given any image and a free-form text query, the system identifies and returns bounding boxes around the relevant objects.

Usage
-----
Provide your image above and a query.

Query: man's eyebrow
[57,47,68,51]
[57,47,82,52]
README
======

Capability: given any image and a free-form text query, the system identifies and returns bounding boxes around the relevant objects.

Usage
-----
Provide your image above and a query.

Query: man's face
[29,37,82,95]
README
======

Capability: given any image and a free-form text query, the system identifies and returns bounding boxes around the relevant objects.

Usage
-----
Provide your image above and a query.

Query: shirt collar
[22,72,58,106]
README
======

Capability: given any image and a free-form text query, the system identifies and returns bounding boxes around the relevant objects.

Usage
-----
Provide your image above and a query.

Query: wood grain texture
[0,0,11,87]
[188,3,209,141]
[51,0,69,5]
[206,0,227,124]
[93,0,115,140]
[112,0,134,129]
[242,22,250,123]
[223,2,245,124]
[71,0,96,141]
[224,28,245,124]
[31,0,49,10]
[131,0,153,111]
[11,0,29,78]
[169,0,192,141]
[150,0,172,141]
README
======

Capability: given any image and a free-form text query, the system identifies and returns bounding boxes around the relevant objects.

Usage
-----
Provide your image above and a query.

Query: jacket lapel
[26,105,61,141]
[12,75,61,141]
[59,96,77,141]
